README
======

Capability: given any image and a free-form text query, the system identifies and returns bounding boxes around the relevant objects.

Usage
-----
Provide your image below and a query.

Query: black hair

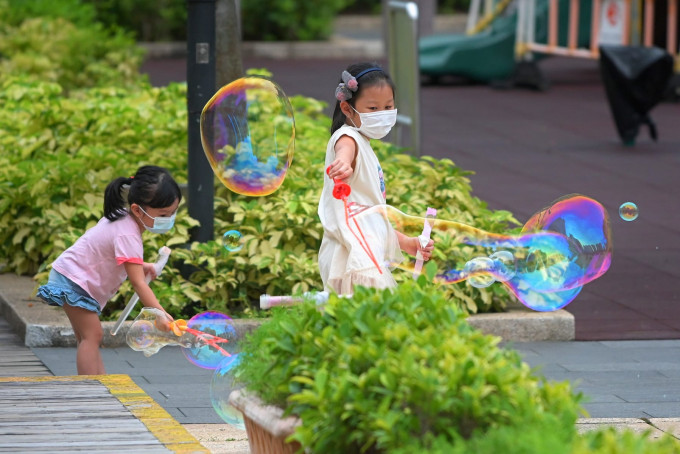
[330,62,397,135]
[104,165,182,221]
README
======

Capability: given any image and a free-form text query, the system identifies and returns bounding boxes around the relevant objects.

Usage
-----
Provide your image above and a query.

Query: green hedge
[238,281,580,452]
[235,280,680,453]
[0,0,145,92]
[0,9,520,318]
[0,71,520,319]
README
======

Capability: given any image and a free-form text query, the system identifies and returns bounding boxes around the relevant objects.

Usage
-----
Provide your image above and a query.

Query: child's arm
[396,231,434,260]
[124,262,167,314]
[327,135,357,180]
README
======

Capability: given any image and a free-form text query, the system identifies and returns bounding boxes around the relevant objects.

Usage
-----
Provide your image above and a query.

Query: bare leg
[63,304,105,375]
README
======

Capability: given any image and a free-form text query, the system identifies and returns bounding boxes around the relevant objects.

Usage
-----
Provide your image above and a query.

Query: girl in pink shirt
[38,165,181,375]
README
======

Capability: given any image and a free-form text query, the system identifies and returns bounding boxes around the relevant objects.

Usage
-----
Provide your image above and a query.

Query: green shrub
[571,427,680,454]
[0,68,520,318]
[235,277,582,453]
[0,2,145,91]
[84,0,187,42]
[2,0,97,27]
[242,0,352,41]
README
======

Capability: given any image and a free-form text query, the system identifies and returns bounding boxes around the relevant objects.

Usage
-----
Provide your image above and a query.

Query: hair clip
[334,70,359,101]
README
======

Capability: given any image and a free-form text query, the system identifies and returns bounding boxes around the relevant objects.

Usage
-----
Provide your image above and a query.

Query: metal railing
[516,0,679,68]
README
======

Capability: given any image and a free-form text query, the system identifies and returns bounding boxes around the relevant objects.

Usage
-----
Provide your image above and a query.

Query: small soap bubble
[222,230,244,252]
[200,76,295,196]
[619,202,638,221]
[463,257,496,288]
[490,250,516,282]
[127,320,155,350]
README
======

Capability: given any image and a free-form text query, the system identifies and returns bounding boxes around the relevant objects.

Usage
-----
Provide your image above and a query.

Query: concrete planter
[229,389,301,454]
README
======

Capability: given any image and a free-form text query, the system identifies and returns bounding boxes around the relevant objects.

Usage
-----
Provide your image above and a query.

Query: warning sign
[598,0,627,45]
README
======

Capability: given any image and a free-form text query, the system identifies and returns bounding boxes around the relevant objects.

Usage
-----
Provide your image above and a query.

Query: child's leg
[62,304,105,375]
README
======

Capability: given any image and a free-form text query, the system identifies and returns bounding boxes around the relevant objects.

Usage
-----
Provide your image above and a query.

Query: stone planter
[229,389,302,454]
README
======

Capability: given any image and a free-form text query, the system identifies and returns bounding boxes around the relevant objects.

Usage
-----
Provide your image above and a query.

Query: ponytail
[103,166,182,222]
[104,177,133,221]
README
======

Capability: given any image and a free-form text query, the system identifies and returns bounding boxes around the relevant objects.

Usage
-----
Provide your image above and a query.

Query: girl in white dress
[318,63,435,295]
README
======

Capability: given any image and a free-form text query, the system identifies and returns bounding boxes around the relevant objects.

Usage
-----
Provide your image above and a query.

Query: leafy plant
[571,428,680,454]
[1,67,520,318]
[0,3,145,92]
[235,275,582,453]
[84,0,188,42]
[241,0,352,41]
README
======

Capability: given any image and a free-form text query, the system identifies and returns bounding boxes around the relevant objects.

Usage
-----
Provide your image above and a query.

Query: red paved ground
[141,55,680,341]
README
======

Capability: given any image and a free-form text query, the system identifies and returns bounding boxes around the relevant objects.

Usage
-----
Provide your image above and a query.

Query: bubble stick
[413,207,437,279]
[326,166,383,274]
[111,246,171,336]
[260,291,330,309]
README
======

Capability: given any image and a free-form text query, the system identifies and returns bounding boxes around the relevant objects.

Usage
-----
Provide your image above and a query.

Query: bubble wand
[260,291,330,309]
[111,246,171,336]
[126,308,232,358]
[413,207,437,279]
[326,166,383,274]
[168,319,232,357]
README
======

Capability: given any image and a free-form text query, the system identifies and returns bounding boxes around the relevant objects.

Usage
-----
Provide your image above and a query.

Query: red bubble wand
[169,319,232,357]
[326,167,383,274]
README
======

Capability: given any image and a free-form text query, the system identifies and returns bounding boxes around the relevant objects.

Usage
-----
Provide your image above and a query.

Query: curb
[0,273,574,347]
[140,37,385,61]
[139,14,468,61]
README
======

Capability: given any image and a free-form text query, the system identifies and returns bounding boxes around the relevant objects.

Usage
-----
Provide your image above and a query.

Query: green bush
[0,3,145,91]
[0,68,520,318]
[242,0,352,41]
[235,278,582,453]
[571,428,680,454]
[84,0,187,42]
[3,0,97,27]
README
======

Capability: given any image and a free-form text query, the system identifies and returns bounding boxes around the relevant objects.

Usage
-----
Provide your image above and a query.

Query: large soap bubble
[210,354,245,429]
[349,194,612,311]
[181,311,239,369]
[200,76,295,196]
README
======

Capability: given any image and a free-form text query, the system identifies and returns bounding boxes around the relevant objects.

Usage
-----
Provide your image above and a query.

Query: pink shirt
[52,214,144,309]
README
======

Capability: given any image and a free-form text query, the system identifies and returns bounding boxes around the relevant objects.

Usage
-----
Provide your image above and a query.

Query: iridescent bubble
[210,354,245,430]
[490,250,516,282]
[619,202,638,221]
[181,312,238,369]
[350,194,612,312]
[222,230,243,252]
[126,320,155,350]
[463,257,496,288]
[200,76,295,196]
[126,308,198,357]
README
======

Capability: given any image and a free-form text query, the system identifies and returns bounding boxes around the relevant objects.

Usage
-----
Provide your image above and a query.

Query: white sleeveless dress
[318,125,403,295]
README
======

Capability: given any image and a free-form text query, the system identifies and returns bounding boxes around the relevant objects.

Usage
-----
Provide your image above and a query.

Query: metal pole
[187,0,216,242]
[216,0,244,87]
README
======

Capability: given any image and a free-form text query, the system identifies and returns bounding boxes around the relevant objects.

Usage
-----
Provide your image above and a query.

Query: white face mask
[350,106,398,139]
[137,206,176,234]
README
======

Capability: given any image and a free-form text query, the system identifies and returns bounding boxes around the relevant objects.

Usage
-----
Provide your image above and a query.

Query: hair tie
[334,68,383,102]
[335,70,358,102]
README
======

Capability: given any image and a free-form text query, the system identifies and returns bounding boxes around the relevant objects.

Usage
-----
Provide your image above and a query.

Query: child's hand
[142,262,158,281]
[328,158,354,181]
[406,236,435,260]
[154,310,175,332]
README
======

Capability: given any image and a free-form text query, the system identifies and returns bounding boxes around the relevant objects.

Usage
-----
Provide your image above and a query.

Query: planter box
[229,389,302,454]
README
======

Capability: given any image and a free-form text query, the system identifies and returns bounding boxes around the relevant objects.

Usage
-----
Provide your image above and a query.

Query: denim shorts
[37,269,102,315]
